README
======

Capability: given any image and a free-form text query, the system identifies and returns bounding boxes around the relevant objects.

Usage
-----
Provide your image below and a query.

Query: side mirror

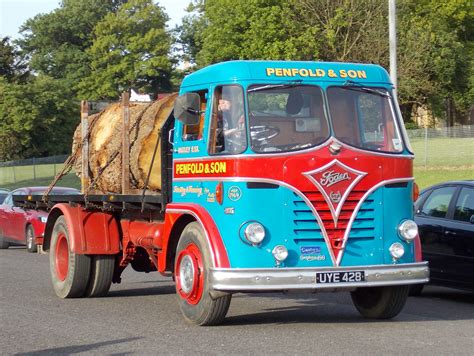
[470,215,474,224]
[174,93,201,126]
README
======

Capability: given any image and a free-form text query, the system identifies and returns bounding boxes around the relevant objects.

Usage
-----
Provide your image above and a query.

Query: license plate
[316,271,365,284]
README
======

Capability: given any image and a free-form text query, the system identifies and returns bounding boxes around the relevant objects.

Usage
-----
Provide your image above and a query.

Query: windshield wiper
[248,80,303,93]
[342,80,392,98]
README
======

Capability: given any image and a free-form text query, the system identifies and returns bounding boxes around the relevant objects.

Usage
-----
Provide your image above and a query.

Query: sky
[0,0,190,39]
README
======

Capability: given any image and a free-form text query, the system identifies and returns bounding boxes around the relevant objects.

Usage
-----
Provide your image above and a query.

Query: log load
[72,93,178,193]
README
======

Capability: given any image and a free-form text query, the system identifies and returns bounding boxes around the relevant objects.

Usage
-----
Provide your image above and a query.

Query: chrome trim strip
[302,159,367,226]
[209,262,429,291]
[336,177,414,265]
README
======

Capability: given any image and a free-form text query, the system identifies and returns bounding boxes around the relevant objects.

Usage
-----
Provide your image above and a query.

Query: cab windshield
[246,84,404,154]
[326,86,403,153]
[247,85,329,153]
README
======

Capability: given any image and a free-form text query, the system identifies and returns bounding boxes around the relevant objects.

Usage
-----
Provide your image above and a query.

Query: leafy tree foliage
[0,37,29,83]
[180,0,472,125]
[78,0,173,99]
[18,0,126,91]
[0,76,77,160]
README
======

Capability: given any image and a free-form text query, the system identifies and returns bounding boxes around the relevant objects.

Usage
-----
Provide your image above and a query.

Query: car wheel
[50,216,91,298]
[85,255,115,297]
[351,285,410,319]
[0,230,9,249]
[175,222,231,326]
[26,225,37,253]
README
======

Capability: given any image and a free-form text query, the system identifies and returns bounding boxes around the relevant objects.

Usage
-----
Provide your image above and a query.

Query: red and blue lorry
[14,60,429,325]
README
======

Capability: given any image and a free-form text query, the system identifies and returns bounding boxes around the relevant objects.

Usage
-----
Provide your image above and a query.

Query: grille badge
[303,160,367,226]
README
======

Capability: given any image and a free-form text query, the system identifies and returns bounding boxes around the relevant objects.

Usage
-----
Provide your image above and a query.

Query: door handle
[444,230,457,236]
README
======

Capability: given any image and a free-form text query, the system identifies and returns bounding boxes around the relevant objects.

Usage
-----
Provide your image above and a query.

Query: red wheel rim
[55,233,69,281]
[175,243,204,305]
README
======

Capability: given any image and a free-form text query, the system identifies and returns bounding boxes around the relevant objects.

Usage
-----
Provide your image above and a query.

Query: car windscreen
[327,86,403,153]
[247,85,329,153]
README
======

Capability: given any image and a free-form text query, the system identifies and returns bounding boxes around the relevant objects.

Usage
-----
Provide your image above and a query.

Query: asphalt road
[1,247,473,355]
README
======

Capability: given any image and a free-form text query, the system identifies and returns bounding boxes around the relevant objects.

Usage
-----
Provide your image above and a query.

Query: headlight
[39,216,48,223]
[398,220,418,242]
[272,245,288,262]
[243,222,266,245]
[389,242,405,260]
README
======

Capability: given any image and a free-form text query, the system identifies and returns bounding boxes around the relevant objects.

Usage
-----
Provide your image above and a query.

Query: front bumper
[209,262,429,292]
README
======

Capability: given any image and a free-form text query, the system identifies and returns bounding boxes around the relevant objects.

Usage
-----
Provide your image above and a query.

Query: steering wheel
[250,125,280,142]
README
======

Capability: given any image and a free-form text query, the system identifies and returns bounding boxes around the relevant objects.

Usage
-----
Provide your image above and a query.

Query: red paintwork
[0,187,77,248]
[48,203,120,254]
[118,219,163,270]
[159,203,230,272]
[173,141,413,261]
[414,235,422,262]
[55,233,69,281]
[175,242,204,305]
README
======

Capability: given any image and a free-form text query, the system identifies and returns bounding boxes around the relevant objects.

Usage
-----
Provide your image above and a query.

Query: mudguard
[43,203,120,254]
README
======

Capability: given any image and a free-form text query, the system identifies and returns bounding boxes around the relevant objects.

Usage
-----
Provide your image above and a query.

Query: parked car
[413,180,474,293]
[0,187,79,252]
[0,189,9,204]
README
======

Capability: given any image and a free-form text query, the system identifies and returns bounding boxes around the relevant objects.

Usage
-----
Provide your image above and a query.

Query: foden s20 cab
[16,61,429,326]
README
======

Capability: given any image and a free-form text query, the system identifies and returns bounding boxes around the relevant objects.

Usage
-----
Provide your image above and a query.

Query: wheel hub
[55,233,69,281]
[175,243,204,305]
[179,255,195,294]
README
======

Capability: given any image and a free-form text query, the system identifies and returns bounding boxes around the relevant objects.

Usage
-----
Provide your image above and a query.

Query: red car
[0,187,79,252]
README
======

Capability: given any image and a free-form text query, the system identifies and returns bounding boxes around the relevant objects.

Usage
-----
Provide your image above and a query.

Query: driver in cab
[216,91,245,154]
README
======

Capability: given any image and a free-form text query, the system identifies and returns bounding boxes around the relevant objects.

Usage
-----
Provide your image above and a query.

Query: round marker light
[244,222,266,245]
[272,245,289,262]
[398,220,418,242]
[389,242,405,260]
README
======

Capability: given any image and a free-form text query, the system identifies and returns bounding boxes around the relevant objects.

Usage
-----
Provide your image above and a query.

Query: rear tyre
[85,255,115,297]
[175,222,231,326]
[26,225,37,253]
[351,285,409,319]
[0,231,9,249]
[49,216,91,298]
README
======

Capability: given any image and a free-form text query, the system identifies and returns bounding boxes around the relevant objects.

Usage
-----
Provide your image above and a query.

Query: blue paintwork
[172,60,415,269]
[172,181,415,268]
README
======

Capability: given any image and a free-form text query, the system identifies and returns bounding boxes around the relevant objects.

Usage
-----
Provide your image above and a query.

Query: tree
[294,0,389,66]
[0,75,77,160]
[78,0,173,99]
[397,0,473,125]
[0,37,29,83]
[183,0,315,66]
[18,0,126,92]
[176,0,206,64]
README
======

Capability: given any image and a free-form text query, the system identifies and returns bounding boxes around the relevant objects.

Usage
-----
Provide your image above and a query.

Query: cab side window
[209,85,246,155]
[421,187,456,218]
[453,187,474,222]
[182,90,207,141]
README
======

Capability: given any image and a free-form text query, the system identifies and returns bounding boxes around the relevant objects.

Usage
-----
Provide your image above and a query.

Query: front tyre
[175,222,231,326]
[351,285,409,319]
[49,216,91,298]
[26,225,37,253]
